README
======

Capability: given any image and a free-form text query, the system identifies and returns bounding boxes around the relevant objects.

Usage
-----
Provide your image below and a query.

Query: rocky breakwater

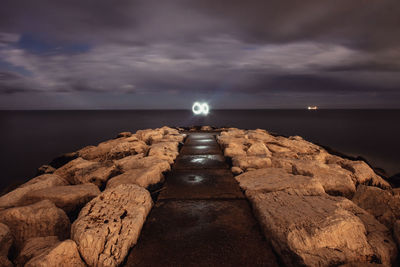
[0,126,185,266]
[218,128,398,266]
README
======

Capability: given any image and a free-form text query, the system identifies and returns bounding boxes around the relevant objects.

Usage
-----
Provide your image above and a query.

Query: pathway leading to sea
[126,132,279,266]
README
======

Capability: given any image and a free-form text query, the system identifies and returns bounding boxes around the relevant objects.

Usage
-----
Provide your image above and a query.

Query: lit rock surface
[71,184,153,267]
[54,157,119,187]
[248,191,397,266]
[352,185,400,230]
[0,174,68,209]
[106,168,164,189]
[148,141,180,164]
[115,154,171,174]
[0,200,70,251]
[16,236,60,266]
[19,183,100,215]
[24,240,85,267]
[0,223,13,267]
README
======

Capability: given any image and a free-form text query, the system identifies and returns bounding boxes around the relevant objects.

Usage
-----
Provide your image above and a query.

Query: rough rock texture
[19,184,100,215]
[36,165,56,175]
[236,168,325,196]
[232,156,271,172]
[248,191,397,266]
[115,155,171,174]
[16,236,60,267]
[54,157,119,187]
[0,174,68,209]
[0,200,70,251]
[352,185,400,230]
[71,184,153,267]
[148,141,179,164]
[106,168,164,189]
[0,223,13,267]
[24,240,85,267]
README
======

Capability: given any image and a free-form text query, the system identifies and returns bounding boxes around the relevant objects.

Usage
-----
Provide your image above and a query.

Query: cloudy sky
[0,0,399,109]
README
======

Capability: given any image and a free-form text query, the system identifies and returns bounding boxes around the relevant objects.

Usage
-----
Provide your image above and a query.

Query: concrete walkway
[126,132,279,266]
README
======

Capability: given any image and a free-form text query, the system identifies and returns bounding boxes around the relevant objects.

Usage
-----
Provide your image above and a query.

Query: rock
[71,184,153,267]
[136,129,164,144]
[0,200,70,251]
[290,160,356,198]
[49,152,79,169]
[232,156,272,171]
[200,126,213,131]
[236,168,325,196]
[0,174,68,209]
[36,165,56,175]
[24,240,85,267]
[393,220,400,247]
[224,142,246,157]
[246,141,272,157]
[115,155,171,174]
[266,143,292,153]
[16,236,60,266]
[352,185,400,229]
[231,166,243,175]
[148,141,179,164]
[247,129,275,142]
[19,184,100,215]
[54,157,119,187]
[106,168,164,189]
[116,131,132,138]
[0,223,13,267]
[247,191,397,266]
[78,138,148,161]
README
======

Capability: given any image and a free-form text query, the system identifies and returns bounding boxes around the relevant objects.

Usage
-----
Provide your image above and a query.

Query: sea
[0,109,399,192]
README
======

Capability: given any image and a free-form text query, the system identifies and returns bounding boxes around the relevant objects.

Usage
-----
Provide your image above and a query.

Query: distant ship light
[192,102,209,115]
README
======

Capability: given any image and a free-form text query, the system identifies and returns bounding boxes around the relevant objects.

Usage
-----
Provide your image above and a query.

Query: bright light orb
[192,102,209,115]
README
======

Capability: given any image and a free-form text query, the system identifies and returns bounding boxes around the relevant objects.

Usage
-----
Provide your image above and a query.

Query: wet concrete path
[126,132,279,266]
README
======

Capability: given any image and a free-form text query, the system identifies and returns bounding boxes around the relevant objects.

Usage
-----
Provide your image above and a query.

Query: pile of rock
[218,128,398,266]
[0,126,185,266]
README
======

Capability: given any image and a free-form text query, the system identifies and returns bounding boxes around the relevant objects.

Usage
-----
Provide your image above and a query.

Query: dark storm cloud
[0,0,399,108]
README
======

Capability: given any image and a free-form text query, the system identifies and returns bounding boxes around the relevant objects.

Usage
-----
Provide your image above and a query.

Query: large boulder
[71,184,153,267]
[19,184,100,215]
[352,185,400,230]
[0,200,70,251]
[236,168,325,196]
[248,191,397,266]
[246,141,272,157]
[148,141,179,164]
[25,240,85,267]
[0,223,13,267]
[106,168,164,189]
[136,128,164,144]
[232,156,271,171]
[0,174,68,209]
[115,155,171,174]
[54,157,119,187]
[246,129,276,142]
[15,236,60,266]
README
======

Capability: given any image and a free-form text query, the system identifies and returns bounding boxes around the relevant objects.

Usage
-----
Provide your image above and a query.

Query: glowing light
[307,106,318,110]
[192,102,209,115]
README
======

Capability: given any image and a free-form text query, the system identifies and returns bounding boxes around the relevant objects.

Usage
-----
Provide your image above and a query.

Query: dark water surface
[0,109,399,192]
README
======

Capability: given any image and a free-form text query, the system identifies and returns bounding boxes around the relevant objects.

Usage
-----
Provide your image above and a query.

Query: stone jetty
[0,126,399,266]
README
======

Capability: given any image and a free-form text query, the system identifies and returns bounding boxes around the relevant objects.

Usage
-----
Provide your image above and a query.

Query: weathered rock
[54,157,119,187]
[78,138,147,161]
[338,160,391,189]
[232,156,271,171]
[231,166,243,175]
[148,141,179,164]
[246,141,272,157]
[136,129,164,144]
[19,184,100,215]
[36,165,56,175]
[0,174,68,209]
[352,185,400,230]
[200,126,213,131]
[16,236,60,267]
[116,131,132,138]
[0,223,13,267]
[25,240,85,267]
[290,159,356,198]
[0,200,70,251]
[115,155,171,174]
[106,168,164,189]
[236,168,325,196]
[247,129,275,142]
[266,143,292,153]
[71,184,153,267]
[248,191,397,266]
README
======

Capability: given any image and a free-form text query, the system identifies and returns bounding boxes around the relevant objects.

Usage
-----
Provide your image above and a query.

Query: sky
[0,0,400,109]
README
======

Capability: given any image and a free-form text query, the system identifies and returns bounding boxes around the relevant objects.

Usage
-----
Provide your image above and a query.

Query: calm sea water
[0,109,399,192]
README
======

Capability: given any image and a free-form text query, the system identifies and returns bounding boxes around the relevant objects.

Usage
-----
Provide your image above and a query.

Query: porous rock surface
[0,223,13,267]
[19,183,100,215]
[71,184,153,267]
[220,128,398,266]
[0,200,70,251]
[15,236,60,266]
